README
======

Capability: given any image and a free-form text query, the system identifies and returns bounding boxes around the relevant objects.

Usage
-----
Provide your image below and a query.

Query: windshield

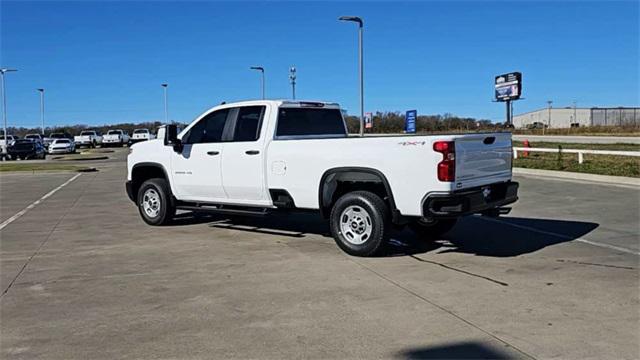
[54,139,71,144]
[80,131,95,136]
[107,130,122,135]
[25,135,40,139]
[133,129,148,134]
[51,134,66,138]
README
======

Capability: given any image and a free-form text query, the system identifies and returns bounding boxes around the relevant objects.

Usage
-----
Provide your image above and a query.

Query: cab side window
[184,109,230,144]
[232,106,265,142]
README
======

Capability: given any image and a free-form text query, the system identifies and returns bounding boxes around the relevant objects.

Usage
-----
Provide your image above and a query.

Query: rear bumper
[422,181,519,218]
[125,181,135,202]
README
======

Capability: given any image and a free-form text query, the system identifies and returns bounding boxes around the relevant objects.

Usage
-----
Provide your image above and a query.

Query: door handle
[207,151,220,156]
[245,150,260,155]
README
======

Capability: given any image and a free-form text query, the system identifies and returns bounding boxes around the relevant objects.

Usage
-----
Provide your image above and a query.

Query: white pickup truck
[74,130,103,148]
[126,100,518,256]
[131,128,156,144]
[103,129,130,147]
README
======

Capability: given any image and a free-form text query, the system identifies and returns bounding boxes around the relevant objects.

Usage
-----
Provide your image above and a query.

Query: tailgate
[454,133,512,189]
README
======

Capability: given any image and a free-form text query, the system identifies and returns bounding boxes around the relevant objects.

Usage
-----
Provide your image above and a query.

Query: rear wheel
[330,191,389,257]
[137,178,175,226]
[409,218,458,239]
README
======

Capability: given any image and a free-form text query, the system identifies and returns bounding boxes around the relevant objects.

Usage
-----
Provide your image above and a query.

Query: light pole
[161,83,169,123]
[573,100,577,125]
[547,100,553,129]
[250,66,265,99]
[37,88,45,135]
[1,68,17,155]
[339,15,364,136]
[289,66,297,99]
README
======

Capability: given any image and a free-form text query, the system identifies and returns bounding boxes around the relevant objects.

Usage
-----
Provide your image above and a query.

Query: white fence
[513,147,640,164]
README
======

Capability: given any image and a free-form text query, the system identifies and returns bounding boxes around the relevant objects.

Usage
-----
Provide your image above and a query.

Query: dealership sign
[405,110,417,133]
[495,72,522,101]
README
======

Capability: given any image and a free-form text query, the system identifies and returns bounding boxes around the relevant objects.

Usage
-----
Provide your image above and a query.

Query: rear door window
[232,106,265,142]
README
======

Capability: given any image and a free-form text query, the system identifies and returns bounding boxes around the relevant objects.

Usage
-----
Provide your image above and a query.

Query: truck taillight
[433,141,455,182]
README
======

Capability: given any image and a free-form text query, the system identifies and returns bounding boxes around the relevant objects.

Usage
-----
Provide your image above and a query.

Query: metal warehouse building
[513,107,639,128]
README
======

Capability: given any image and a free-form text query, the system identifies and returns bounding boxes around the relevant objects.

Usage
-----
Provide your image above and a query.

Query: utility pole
[289,67,297,100]
[37,88,45,135]
[1,68,17,156]
[250,66,265,99]
[161,84,169,123]
[339,16,364,137]
[546,100,553,133]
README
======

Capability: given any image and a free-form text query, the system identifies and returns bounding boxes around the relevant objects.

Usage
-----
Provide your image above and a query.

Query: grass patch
[513,126,640,136]
[513,141,640,151]
[0,163,89,172]
[514,152,640,178]
[50,154,109,161]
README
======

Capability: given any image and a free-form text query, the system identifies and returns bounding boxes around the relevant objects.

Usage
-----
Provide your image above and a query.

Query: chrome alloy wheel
[142,188,161,218]
[339,205,373,245]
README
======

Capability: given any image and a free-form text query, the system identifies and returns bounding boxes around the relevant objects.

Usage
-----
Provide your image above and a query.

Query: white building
[513,107,639,128]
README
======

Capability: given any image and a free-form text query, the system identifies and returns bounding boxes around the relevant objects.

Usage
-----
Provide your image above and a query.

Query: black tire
[137,178,176,226]
[91,141,96,148]
[329,191,390,257]
[409,218,458,239]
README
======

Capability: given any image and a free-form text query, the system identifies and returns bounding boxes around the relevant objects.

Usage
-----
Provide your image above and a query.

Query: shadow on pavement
[169,211,598,258]
[395,341,516,359]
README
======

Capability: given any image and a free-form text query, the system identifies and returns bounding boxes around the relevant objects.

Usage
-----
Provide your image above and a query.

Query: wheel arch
[131,162,172,201]
[318,167,398,219]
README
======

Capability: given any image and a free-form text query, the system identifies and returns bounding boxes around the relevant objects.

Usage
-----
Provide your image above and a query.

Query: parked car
[44,132,73,151]
[48,139,76,154]
[7,139,46,160]
[0,135,18,159]
[74,130,103,148]
[103,129,130,147]
[24,134,45,144]
[126,100,518,256]
[526,122,548,130]
[130,128,156,144]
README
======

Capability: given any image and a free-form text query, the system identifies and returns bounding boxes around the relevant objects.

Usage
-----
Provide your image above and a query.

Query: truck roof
[213,99,341,110]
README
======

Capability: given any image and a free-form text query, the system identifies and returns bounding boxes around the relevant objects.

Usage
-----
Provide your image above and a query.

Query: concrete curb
[513,167,640,187]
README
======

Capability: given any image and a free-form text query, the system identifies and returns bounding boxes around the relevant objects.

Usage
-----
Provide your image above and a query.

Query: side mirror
[164,124,183,153]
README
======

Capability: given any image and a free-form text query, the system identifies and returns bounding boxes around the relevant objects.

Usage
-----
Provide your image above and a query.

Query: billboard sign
[364,112,373,129]
[405,110,417,133]
[495,72,522,101]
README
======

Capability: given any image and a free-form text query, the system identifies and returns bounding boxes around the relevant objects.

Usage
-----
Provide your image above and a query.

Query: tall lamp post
[1,68,17,155]
[339,15,364,136]
[250,66,265,99]
[289,66,297,99]
[37,88,45,135]
[161,83,169,123]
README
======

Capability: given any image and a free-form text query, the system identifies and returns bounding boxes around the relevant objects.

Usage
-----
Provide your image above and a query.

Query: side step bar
[176,204,272,217]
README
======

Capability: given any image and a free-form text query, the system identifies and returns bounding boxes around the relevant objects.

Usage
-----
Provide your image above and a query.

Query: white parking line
[478,216,640,256]
[0,173,82,231]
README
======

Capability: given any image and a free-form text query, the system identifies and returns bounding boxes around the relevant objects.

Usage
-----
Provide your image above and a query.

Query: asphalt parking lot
[1,148,638,359]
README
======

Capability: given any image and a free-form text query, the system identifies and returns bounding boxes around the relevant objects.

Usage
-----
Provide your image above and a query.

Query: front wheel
[409,218,458,239]
[330,191,390,257]
[137,178,176,226]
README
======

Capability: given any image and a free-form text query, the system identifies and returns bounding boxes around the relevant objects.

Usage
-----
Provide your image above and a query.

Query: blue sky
[1,1,638,128]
